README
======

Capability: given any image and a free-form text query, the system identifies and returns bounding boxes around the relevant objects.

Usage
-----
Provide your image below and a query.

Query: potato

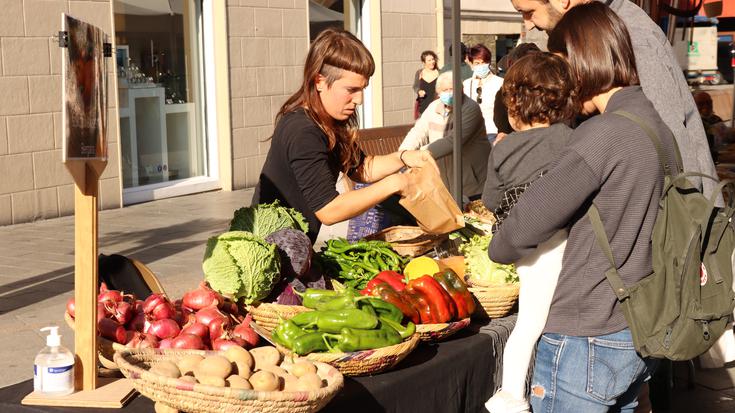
[250,346,282,370]
[178,375,197,384]
[290,361,317,378]
[224,346,254,378]
[149,361,181,379]
[194,355,232,380]
[198,376,226,387]
[226,374,253,390]
[154,401,179,413]
[283,379,301,392]
[297,372,324,391]
[259,365,289,378]
[249,370,280,392]
[177,354,204,376]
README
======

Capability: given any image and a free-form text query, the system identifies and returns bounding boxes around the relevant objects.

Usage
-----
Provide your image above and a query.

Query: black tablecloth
[0,318,515,413]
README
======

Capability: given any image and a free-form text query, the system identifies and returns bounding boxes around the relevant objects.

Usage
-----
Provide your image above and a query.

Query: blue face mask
[473,63,490,79]
[439,91,453,107]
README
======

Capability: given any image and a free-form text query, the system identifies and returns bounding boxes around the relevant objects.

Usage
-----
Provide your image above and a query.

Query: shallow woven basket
[247,303,311,332]
[114,348,343,413]
[276,333,420,377]
[364,226,447,257]
[468,283,520,319]
[415,318,471,342]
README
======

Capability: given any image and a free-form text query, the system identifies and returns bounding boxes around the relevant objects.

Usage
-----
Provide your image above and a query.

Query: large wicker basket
[468,283,520,319]
[415,318,471,342]
[247,303,312,332]
[276,333,420,377]
[114,348,343,413]
[364,226,447,257]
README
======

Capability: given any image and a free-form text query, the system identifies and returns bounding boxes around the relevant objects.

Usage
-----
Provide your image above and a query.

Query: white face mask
[473,63,490,79]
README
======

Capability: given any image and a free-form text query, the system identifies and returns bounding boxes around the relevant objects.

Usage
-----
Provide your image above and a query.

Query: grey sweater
[605,0,719,198]
[482,123,573,211]
[489,87,680,337]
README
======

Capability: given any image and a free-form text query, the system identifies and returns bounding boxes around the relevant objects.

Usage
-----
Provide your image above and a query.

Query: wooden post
[68,161,105,391]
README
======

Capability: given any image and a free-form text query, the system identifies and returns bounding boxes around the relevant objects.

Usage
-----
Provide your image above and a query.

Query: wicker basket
[415,318,470,342]
[247,303,312,332]
[364,226,447,257]
[114,348,343,413]
[468,283,520,319]
[276,333,420,377]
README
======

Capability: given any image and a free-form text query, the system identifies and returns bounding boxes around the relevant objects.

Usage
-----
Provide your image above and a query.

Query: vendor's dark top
[252,109,341,242]
[482,122,573,211]
[489,86,680,337]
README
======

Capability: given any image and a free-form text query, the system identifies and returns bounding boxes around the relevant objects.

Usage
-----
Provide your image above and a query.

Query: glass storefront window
[114,0,207,190]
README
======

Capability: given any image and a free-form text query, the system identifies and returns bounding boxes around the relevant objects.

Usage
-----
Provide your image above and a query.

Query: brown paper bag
[399,167,465,234]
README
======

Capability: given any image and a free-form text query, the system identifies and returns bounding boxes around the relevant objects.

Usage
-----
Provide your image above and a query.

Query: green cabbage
[229,201,309,237]
[202,231,281,304]
[459,234,518,284]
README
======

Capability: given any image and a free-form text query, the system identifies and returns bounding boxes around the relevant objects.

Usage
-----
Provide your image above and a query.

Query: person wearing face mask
[253,28,438,242]
[462,44,504,144]
[399,71,490,200]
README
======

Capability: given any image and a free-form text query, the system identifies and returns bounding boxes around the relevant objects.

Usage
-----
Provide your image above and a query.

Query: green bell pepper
[323,322,403,352]
[290,331,329,355]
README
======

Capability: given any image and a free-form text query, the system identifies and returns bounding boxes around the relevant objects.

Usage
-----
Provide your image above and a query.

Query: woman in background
[413,50,439,118]
[463,44,504,143]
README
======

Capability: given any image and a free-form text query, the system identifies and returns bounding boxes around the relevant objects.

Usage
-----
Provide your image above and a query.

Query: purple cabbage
[265,228,313,279]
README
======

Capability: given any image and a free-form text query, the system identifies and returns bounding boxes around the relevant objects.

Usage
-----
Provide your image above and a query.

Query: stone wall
[380,0,438,126]
[226,0,308,190]
[0,0,120,226]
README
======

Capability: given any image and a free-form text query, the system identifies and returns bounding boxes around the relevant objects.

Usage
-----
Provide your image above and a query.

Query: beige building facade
[0,0,521,225]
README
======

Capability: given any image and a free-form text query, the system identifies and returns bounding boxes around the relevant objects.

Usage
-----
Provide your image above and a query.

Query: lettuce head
[202,231,281,304]
[459,234,518,284]
[229,200,309,237]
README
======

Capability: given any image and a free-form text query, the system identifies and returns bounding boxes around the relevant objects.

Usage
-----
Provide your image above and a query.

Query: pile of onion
[65,281,259,351]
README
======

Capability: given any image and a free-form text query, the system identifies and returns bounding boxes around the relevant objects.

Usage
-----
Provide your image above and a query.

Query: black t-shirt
[252,109,342,242]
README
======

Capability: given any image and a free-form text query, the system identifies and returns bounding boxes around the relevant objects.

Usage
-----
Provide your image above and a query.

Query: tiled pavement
[0,188,733,412]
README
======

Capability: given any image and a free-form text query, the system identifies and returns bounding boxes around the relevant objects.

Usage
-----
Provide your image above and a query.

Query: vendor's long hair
[276,28,375,173]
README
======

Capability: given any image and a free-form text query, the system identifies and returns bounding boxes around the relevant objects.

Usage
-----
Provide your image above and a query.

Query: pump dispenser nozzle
[40,326,61,347]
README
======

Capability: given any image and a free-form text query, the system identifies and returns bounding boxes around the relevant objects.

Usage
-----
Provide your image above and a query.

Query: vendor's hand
[418,90,426,98]
[391,169,421,197]
[401,150,439,175]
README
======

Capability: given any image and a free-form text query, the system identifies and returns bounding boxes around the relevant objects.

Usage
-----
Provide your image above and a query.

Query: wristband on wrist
[399,150,408,167]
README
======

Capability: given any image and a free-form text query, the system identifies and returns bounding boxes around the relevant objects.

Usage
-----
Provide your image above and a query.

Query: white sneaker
[485,390,530,413]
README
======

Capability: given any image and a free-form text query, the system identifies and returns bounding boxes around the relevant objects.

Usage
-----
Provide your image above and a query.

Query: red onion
[171,334,205,350]
[66,297,76,318]
[107,300,133,326]
[97,302,108,323]
[181,321,209,342]
[142,293,169,313]
[127,311,146,331]
[98,283,123,304]
[211,338,241,351]
[147,318,181,340]
[219,299,239,316]
[231,322,259,349]
[147,300,175,321]
[158,338,174,349]
[125,331,159,349]
[98,318,126,344]
[182,282,222,311]
[208,317,231,342]
[172,310,186,327]
[194,306,227,326]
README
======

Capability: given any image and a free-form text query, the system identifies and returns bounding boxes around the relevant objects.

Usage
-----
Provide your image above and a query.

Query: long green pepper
[290,308,379,333]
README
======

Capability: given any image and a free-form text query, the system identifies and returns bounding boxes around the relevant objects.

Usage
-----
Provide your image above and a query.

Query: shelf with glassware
[117,64,196,189]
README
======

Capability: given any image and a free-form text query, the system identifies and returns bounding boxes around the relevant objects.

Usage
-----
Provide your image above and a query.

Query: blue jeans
[530,329,658,413]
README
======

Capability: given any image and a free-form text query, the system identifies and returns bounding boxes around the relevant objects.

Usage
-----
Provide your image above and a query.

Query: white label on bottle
[42,365,73,393]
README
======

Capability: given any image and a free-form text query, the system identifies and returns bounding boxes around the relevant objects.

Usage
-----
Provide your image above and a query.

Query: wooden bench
[356,124,413,156]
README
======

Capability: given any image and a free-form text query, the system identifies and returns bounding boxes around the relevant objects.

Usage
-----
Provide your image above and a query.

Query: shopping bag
[399,166,464,234]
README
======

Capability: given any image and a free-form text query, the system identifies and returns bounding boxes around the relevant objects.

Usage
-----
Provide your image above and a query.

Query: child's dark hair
[501,52,576,126]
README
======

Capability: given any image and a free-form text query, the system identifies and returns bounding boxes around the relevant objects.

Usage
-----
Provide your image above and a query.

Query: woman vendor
[252,28,437,242]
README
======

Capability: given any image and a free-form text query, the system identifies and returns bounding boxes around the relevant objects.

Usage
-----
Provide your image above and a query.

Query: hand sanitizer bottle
[34,326,74,395]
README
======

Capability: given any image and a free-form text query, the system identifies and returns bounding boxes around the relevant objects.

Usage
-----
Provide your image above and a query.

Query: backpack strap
[612,110,684,176]
[587,204,630,301]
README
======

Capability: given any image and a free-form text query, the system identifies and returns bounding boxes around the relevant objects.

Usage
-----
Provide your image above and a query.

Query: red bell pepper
[442,269,476,316]
[361,271,407,296]
[371,281,420,324]
[407,275,455,323]
[405,290,434,324]
[433,269,474,319]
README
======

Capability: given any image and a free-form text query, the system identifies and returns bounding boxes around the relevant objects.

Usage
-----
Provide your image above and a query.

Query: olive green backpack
[588,110,735,360]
